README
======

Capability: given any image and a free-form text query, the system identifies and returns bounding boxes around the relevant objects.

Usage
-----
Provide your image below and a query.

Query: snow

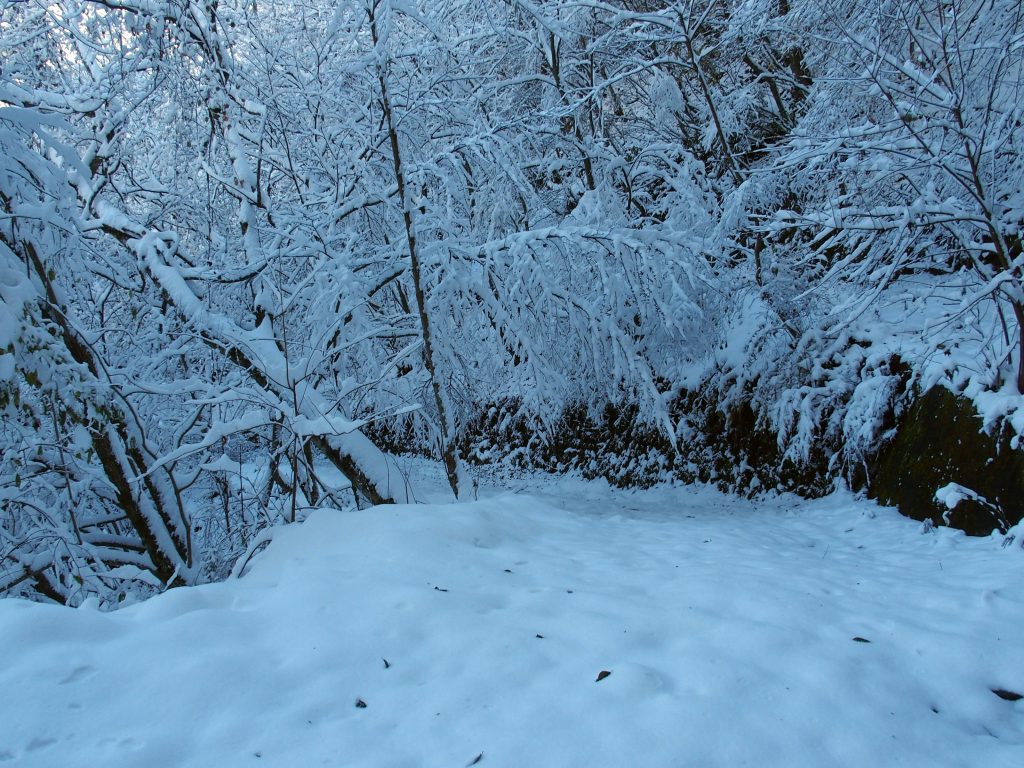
[935,483,1002,526]
[1,474,1023,767]
[935,483,971,509]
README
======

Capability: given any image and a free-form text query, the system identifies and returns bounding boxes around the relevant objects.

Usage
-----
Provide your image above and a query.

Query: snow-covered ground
[2,473,1023,767]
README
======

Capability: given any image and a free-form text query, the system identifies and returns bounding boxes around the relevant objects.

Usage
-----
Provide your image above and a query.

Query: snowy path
[1,479,1023,767]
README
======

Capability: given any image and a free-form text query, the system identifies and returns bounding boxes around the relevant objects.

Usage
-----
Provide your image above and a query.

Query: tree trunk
[368,0,465,498]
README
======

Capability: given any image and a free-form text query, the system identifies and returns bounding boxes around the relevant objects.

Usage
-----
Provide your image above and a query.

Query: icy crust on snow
[1,480,1022,767]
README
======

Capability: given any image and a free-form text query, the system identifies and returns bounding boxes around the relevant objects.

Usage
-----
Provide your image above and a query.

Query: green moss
[870,386,1023,535]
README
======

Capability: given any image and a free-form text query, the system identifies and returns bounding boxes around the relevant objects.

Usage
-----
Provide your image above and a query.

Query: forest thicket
[3,0,1022,604]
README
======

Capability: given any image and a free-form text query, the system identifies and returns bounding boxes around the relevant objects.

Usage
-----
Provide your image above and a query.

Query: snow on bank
[1,480,1022,767]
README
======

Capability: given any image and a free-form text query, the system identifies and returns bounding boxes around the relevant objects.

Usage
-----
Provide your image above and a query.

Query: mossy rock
[870,386,1024,535]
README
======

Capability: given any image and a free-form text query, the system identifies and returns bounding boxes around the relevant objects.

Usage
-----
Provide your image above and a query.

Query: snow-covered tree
[758,0,1024,459]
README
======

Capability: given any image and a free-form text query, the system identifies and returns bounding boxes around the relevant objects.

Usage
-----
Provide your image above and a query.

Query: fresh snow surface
[2,474,1023,767]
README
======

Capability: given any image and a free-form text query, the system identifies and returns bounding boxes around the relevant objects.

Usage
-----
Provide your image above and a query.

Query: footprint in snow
[99,736,143,751]
[59,665,96,685]
[25,737,57,753]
